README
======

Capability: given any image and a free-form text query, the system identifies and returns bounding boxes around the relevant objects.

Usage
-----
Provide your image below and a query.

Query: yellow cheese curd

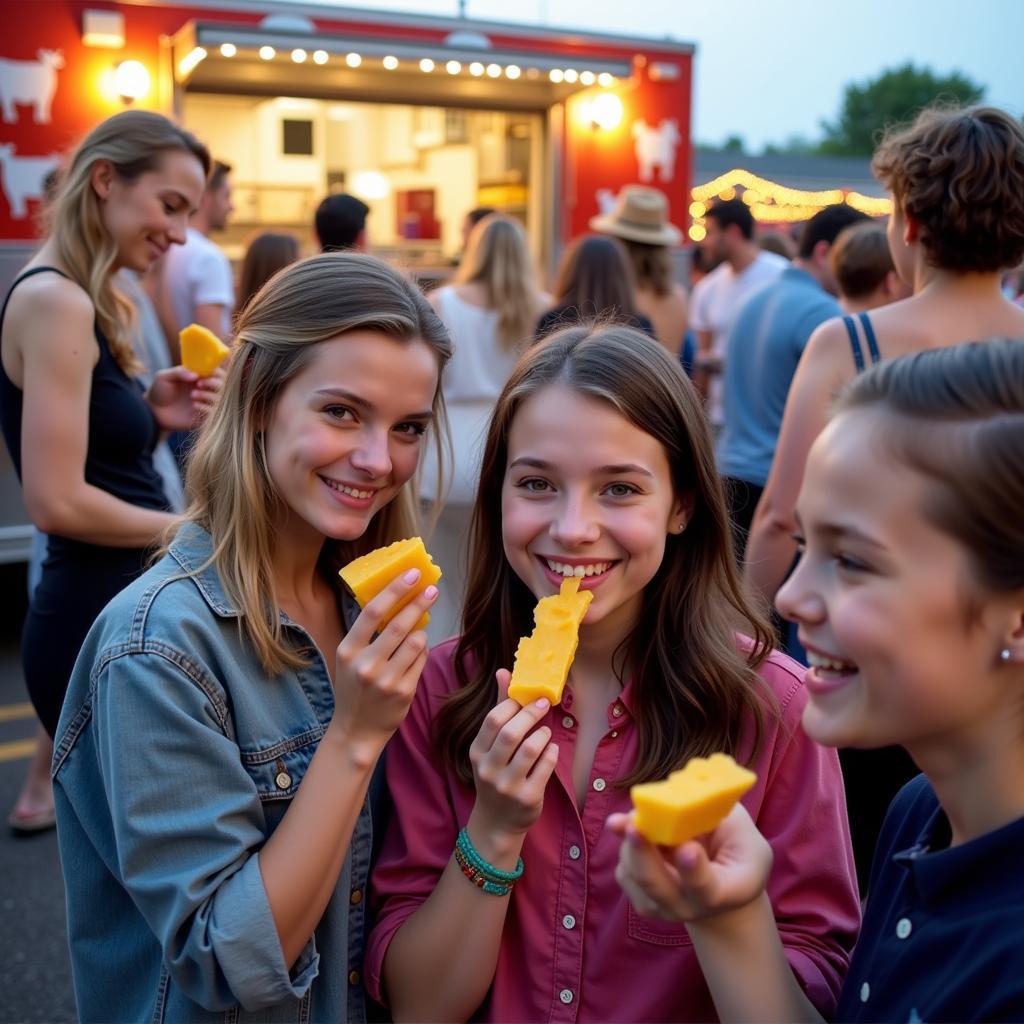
[339,537,442,632]
[508,577,593,706]
[179,323,230,377]
[630,753,757,846]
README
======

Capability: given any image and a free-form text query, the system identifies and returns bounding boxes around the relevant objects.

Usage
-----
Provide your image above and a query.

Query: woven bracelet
[456,828,525,883]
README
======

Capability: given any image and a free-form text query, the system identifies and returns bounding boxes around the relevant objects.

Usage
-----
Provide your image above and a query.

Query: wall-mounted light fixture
[589,92,624,131]
[83,9,125,48]
[113,59,151,104]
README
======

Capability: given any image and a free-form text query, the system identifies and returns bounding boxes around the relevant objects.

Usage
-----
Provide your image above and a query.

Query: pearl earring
[1000,648,1012,663]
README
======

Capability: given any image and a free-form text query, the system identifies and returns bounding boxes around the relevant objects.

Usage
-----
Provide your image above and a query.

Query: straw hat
[589,185,682,246]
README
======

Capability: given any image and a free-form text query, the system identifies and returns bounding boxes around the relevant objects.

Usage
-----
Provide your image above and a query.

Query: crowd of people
[0,98,1022,1023]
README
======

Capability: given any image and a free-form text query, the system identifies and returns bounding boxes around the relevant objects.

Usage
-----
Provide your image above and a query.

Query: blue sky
[293,0,1023,150]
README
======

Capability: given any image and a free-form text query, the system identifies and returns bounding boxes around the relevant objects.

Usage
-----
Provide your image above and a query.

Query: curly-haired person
[744,104,1024,889]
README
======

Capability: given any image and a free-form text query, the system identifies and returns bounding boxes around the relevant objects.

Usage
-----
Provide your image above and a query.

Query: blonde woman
[423,214,548,641]
[52,252,452,1020]
[0,110,215,833]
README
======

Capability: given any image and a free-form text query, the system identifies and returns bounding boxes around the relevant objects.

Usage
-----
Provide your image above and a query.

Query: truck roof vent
[259,13,316,34]
[443,30,492,50]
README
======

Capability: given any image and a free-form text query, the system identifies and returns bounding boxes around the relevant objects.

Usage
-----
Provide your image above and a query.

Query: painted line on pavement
[0,738,36,763]
[0,702,34,724]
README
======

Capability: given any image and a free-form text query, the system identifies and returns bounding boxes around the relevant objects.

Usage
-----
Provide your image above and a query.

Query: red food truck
[0,0,695,558]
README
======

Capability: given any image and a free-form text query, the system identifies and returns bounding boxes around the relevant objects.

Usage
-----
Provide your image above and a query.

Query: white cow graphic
[632,118,681,183]
[0,144,60,218]
[0,49,65,124]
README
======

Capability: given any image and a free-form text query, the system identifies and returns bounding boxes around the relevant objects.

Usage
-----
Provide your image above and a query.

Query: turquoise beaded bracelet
[454,827,524,896]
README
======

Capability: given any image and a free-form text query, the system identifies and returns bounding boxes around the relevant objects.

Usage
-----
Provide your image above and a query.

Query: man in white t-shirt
[690,198,787,429]
[161,160,235,348]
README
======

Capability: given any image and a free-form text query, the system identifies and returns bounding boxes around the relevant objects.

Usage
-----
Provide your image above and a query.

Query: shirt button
[562,715,575,728]
[612,704,623,717]
[350,889,363,905]
[562,914,576,930]
[275,771,292,789]
[592,778,606,792]
[568,844,581,860]
[349,970,361,986]
[559,989,574,1004]
[860,982,870,1003]
[895,917,912,939]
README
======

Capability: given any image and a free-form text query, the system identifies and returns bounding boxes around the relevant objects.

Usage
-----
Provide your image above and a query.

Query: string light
[419,58,435,72]
[691,167,894,223]
[259,45,275,60]
[312,50,328,65]
[549,68,564,83]
[382,55,399,70]
[597,72,615,87]
[580,70,596,85]
[469,61,484,76]
[291,48,307,64]
[563,68,578,83]
[219,43,236,58]
[505,65,521,79]
[486,63,502,78]
[446,60,462,74]
[345,52,362,68]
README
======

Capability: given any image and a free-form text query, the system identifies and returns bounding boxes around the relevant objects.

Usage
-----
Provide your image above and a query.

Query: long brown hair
[236,231,300,318]
[434,324,775,787]
[182,252,452,674]
[455,214,544,350]
[51,109,209,373]
[552,234,641,322]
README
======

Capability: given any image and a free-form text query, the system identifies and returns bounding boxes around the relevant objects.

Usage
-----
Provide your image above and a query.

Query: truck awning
[174,20,632,111]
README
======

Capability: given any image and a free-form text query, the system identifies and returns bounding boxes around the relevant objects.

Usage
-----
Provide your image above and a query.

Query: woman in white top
[424,215,548,641]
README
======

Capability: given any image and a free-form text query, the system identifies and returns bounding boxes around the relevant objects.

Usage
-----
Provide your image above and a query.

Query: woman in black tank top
[745,104,1024,891]
[0,111,213,832]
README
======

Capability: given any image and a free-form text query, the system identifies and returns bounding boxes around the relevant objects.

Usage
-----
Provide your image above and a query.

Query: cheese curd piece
[508,577,593,706]
[630,753,757,846]
[179,323,230,377]
[339,537,442,631]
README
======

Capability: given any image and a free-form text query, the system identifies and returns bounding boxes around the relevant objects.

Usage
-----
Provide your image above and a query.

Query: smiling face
[501,384,688,645]
[777,410,1019,762]
[264,330,439,550]
[95,148,206,272]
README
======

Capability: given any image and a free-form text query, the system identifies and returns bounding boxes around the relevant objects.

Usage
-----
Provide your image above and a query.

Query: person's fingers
[605,812,631,836]
[471,698,523,758]
[505,724,552,778]
[344,569,427,648]
[495,668,512,702]
[381,628,429,682]
[522,740,559,795]
[488,699,551,765]
[371,584,439,662]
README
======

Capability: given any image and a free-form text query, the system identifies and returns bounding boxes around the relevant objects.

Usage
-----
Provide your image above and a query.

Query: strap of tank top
[858,311,882,365]
[842,314,865,373]
[1,266,72,333]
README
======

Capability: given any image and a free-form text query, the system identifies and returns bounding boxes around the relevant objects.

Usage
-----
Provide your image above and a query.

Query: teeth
[324,479,373,499]
[545,559,611,578]
[807,651,855,673]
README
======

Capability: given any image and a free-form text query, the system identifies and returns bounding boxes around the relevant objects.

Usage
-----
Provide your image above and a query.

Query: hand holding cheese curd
[367,324,860,1023]
[614,340,1024,1024]
[52,253,451,1021]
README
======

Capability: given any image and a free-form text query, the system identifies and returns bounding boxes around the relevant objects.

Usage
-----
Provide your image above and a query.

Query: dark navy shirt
[837,773,1024,1022]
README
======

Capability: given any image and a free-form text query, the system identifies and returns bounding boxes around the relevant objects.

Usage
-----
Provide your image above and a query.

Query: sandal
[7,804,57,835]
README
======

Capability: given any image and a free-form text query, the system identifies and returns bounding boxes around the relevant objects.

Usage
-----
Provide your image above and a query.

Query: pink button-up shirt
[366,639,860,1022]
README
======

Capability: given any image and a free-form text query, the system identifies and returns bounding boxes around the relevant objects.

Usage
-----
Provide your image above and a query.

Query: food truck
[0,0,695,559]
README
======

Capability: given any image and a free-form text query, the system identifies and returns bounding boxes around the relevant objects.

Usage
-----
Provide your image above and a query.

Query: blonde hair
[455,214,543,350]
[181,252,452,674]
[50,110,209,374]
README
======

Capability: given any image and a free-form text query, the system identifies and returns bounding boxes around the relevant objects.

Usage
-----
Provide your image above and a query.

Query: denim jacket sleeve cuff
[213,853,320,1011]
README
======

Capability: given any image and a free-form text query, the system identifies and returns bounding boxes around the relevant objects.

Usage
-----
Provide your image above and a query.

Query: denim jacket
[53,524,373,1024]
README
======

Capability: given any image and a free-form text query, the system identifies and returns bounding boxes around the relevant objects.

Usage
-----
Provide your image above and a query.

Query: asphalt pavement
[0,562,75,1024]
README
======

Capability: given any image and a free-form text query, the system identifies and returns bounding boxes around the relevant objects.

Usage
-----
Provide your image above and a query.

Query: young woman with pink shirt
[366,324,860,1022]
